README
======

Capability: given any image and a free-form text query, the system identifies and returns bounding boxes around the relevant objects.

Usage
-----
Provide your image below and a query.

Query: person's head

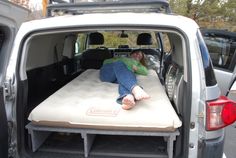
[130,49,146,66]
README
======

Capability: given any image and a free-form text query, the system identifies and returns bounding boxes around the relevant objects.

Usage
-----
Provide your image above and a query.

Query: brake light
[206,96,236,131]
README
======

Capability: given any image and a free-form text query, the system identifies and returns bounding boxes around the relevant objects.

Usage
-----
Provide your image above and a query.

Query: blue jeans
[99,61,137,104]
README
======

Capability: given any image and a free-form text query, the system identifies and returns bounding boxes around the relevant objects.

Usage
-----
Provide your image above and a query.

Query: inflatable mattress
[28,69,182,131]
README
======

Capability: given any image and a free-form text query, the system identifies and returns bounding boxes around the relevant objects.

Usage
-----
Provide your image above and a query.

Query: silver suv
[0,1,235,158]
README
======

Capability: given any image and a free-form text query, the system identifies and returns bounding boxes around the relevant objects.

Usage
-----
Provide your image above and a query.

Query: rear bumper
[198,135,224,158]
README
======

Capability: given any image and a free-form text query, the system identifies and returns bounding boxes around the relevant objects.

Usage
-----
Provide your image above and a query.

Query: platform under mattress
[28,69,182,131]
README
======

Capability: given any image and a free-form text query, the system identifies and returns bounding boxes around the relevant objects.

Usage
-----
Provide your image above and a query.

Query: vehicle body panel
[0,0,29,84]
[6,13,197,158]
[214,68,236,96]
[0,1,29,158]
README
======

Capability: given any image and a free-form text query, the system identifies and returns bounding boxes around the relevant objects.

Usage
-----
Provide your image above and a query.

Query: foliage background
[169,0,236,32]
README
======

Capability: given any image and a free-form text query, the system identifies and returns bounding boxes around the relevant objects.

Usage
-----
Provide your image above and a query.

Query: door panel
[228,81,236,101]
[214,69,234,95]
[0,1,30,85]
[0,1,30,29]
[0,1,29,157]
[0,87,8,158]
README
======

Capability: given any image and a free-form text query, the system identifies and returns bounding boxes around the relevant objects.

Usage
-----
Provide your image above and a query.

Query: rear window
[89,31,160,49]
[197,30,217,87]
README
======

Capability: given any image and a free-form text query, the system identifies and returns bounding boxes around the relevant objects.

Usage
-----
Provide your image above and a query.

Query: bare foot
[131,85,150,100]
[122,94,135,110]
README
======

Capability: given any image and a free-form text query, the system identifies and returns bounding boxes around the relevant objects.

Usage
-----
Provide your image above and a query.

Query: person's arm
[123,58,148,75]
[103,57,118,65]
[115,57,148,75]
[133,63,148,75]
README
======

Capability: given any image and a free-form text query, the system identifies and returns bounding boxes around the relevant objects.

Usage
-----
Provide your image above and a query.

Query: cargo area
[16,27,187,158]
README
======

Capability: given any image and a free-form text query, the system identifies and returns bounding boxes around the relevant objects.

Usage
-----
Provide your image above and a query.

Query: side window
[159,33,172,80]
[162,33,171,53]
[203,36,236,72]
[75,34,86,55]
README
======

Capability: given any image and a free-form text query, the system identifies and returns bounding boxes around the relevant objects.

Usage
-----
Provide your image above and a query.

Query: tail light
[206,96,236,131]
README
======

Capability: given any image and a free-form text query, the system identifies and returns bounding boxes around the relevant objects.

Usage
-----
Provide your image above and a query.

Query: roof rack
[47,0,171,17]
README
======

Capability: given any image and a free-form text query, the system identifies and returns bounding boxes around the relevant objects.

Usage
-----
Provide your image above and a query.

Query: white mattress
[28,69,182,131]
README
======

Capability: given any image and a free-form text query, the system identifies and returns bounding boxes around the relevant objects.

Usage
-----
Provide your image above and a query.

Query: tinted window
[0,30,4,52]
[197,30,217,86]
[75,34,86,54]
[203,36,236,72]
[162,33,171,53]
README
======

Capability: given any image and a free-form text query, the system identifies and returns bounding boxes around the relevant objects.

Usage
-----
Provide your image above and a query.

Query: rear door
[201,29,236,96]
[0,1,29,157]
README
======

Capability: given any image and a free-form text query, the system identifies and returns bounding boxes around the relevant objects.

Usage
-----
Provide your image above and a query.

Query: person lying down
[99,49,150,110]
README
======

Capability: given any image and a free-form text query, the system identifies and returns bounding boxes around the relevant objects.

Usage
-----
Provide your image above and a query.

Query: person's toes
[122,95,135,110]
[132,86,150,100]
[142,93,150,99]
[122,104,134,110]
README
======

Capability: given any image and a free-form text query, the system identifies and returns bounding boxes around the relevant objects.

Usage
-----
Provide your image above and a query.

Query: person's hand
[132,65,138,72]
